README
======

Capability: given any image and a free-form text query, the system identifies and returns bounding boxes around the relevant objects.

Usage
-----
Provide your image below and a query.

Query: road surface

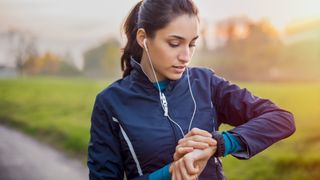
[0,125,89,180]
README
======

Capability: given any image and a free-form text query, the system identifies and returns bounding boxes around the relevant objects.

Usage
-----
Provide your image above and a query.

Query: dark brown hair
[121,0,199,77]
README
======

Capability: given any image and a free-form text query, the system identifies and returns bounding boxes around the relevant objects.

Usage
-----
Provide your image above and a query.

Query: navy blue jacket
[87,59,295,180]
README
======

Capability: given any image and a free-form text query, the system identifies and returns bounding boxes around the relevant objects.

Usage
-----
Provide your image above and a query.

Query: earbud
[143,38,149,52]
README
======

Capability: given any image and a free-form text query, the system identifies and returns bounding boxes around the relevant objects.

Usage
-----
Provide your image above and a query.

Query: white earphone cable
[187,67,197,132]
[143,39,197,137]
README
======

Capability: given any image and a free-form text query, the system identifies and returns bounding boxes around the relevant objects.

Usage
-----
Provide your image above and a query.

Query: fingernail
[208,141,214,146]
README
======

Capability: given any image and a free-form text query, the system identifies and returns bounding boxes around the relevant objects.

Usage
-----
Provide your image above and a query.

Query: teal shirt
[153,80,169,92]
[149,164,171,180]
[222,131,244,156]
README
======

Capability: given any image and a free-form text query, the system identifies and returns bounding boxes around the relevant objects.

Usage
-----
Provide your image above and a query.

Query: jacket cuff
[212,131,225,157]
[148,163,171,180]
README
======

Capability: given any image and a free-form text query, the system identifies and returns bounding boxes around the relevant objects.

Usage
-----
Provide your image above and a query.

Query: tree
[83,38,121,79]
[198,16,283,81]
[23,52,60,75]
[7,29,38,76]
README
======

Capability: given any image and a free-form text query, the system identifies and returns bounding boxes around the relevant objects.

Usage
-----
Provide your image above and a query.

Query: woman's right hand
[173,128,217,161]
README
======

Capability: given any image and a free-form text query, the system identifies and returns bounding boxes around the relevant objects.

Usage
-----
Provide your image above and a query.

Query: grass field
[0,77,319,179]
[0,77,107,158]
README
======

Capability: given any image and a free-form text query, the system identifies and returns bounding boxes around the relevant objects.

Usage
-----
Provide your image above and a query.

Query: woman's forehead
[155,14,199,40]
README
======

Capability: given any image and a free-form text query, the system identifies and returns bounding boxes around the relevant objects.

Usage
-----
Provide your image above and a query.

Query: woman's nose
[178,47,191,63]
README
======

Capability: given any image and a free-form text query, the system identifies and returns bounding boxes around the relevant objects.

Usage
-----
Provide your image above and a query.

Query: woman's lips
[172,65,186,73]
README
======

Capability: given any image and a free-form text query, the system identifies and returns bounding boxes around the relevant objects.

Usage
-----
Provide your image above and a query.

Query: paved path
[0,125,88,180]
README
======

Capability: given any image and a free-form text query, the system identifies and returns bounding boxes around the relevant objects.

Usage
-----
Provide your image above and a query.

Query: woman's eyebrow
[168,35,199,41]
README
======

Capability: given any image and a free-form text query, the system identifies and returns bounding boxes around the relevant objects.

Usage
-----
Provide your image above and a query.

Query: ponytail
[121,1,143,78]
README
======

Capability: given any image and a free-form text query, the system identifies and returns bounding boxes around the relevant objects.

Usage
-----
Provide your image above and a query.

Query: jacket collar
[129,57,186,93]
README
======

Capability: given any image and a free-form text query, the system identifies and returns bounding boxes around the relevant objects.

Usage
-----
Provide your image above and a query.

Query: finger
[190,174,199,180]
[179,135,217,146]
[175,146,193,154]
[178,159,191,180]
[171,162,177,180]
[185,128,212,138]
[171,170,175,180]
[191,164,200,179]
[194,164,200,173]
[169,163,173,174]
[178,140,210,150]
[183,155,199,175]
[174,146,193,161]
[203,145,218,158]
[175,160,183,180]
[189,164,200,180]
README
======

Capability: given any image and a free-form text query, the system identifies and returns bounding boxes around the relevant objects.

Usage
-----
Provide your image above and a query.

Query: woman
[87,0,296,179]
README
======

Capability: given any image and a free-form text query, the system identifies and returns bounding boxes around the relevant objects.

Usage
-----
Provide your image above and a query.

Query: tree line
[4,16,320,81]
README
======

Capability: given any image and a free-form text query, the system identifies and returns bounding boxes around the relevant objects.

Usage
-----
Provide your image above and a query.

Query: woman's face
[141,14,200,82]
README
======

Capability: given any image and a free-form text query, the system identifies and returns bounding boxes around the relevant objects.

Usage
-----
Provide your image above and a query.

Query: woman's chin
[167,73,183,81]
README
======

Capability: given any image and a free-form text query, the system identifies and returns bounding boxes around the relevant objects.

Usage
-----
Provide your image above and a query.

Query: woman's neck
[140,54,166,83]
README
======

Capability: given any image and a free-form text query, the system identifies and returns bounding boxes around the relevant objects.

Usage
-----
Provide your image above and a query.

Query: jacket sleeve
[87,94,125,180]
[210,71,296,159]
[88,94,153,180]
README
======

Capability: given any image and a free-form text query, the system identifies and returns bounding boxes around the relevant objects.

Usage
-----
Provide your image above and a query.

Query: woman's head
[121,0,199,80]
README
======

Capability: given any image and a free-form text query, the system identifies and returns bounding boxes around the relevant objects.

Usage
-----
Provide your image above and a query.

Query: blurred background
[0,0,319,179]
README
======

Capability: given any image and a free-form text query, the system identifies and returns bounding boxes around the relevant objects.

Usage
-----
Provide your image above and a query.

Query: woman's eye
[168,41,196,48]
[189,41,197,47]
[169,43,179,47]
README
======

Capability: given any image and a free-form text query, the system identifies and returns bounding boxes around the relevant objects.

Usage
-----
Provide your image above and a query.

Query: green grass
[0,76,108,159]
[0,77,319,179]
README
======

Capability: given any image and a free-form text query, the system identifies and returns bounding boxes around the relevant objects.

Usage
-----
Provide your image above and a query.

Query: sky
[1,0,320,68]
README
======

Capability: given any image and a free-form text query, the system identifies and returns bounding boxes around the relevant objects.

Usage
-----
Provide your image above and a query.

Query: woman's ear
[136,28,147,49]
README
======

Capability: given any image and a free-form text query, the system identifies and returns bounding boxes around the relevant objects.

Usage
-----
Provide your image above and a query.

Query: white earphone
[142,38,169,116]
[143,38,148,52]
